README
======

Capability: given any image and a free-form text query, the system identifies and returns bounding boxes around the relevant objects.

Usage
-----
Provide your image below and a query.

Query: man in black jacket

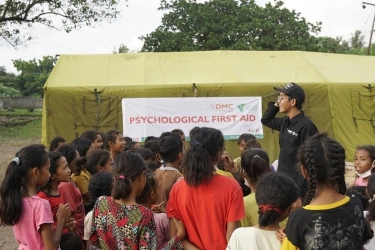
[261,82,318,209]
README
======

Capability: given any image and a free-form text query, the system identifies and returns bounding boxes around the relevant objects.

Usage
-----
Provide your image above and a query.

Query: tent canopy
[43,51,375,161]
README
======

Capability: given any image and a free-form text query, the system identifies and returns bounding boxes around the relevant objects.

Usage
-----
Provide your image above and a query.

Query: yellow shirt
[216,169,234,178]
[240,193,258,227]
[71,169,92,204]
[234,156,242,169]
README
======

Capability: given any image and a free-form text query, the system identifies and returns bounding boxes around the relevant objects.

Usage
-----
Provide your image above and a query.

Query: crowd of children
[0,127,374,250]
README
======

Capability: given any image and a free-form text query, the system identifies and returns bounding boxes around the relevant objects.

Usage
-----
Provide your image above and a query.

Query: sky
[0,0,374,73]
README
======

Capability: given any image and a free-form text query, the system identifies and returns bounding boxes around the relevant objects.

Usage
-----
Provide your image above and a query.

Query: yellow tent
[42,50,375,161]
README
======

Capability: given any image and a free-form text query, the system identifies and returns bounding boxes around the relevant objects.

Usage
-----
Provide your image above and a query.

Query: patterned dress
[90,196,182,250]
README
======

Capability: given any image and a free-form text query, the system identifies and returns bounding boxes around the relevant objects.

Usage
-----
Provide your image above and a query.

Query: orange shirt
[167,175,244,250]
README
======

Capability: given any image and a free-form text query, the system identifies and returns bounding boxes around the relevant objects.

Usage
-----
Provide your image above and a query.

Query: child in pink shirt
[0,145,72,250]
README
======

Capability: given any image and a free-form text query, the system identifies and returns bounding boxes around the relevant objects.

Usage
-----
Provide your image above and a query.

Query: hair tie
[254,155,260,158]
[117,175,125,180]
[194,139,202,146]
[259,204,282,214]
[12,157,20,166]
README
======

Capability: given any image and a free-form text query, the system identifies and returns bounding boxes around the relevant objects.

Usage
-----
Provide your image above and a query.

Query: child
[84,172,113,250]
[72,149,111,206]
[227,172,299,250]
[363,218,374,249]
[81,130,104,149]
[243,139,262,151]
[144,139,163,168]
[103,130,125,161]
[84,149,113,175]
[57,145,85,238]
[171,128,186,152]
[123,136,133,143]
[90,150,185,249]
[217,150,252,197]
[154,134,183,209]
[37,152,72,229]
[354,145,375,186]
[60,232,85,250]
[135,147,154,163]
[167,127,245,250]
[240,148,271,227]
[0,145,72,250]
[125,141,141,151]
[365,173,375,249]
[74,138,95,158]
[233,133,257,168]
[136,170,169,248]
[281,133,364,250]
[49,136,66,152]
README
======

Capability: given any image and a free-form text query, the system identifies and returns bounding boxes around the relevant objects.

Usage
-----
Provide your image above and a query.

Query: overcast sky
[0,0,374,73]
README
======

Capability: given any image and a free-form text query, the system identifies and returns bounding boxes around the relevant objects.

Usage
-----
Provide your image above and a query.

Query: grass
[0,108,42,117]
[0,116,42,145]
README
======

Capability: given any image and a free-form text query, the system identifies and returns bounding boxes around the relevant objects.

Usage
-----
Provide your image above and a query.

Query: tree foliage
[350,30,365,49]
[310,30,368,55]
[12,56,57,97]
[141,0,321,52]
[0,0,126,46]
[113,44,130,53]
[0,66,20,96]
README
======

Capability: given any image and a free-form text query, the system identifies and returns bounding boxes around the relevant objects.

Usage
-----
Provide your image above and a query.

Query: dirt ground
[0,140,39,249]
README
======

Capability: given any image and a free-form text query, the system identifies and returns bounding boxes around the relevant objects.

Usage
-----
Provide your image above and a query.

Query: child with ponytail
[90,150,185,249]
[167,127,244,250]
[281,133,364,250]
[240,148,271,227]
[227,172,298,249]
[0,145,72,250]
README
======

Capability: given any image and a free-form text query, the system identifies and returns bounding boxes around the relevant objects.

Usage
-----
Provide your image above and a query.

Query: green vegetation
[0,0,125,47]
[0,109,42,116]
[0,118,41,141]
[0,109,42,142]
[141,0,372,55]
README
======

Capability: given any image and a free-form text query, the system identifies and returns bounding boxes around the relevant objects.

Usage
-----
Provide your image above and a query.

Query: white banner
[122,97,263,142]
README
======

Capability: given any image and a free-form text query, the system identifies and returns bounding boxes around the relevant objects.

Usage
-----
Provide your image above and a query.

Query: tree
[310,36,350,54]
[0,66,20,96]
[350,30,365,49]
[113,44,130,54]
[140,0,321,52]
[0,0,126,46]
[12,56,57,97]
[309,30,369,55]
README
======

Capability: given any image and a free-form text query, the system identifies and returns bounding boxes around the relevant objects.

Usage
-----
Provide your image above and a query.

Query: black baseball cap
[274,82,305,104]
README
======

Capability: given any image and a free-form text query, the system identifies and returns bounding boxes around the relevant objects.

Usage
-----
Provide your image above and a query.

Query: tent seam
[298,51,335,138]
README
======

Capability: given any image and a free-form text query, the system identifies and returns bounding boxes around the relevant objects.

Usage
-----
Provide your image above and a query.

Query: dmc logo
[237,104,258,112]
[212,104,234,110]
[237,104,245,112]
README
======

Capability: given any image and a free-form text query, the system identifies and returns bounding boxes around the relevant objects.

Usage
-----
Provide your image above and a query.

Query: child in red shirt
[37,152,72,229]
